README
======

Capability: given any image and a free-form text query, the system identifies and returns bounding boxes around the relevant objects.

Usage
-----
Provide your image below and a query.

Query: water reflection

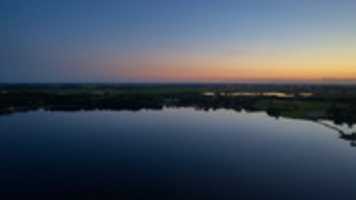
[317,121,356,147]
[1,108,356,199]
[203,92,313,98]
[1,105,355,148]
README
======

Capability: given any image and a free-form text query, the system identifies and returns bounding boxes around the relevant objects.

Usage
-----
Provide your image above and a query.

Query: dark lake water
[1,108,356,199]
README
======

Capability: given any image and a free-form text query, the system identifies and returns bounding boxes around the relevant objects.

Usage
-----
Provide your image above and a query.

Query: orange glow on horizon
[117,65,356,82]
[112,45,356,82]
[115,51,356,81]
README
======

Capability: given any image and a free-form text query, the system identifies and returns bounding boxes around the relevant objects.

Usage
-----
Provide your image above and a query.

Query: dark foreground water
[0,108,356,199]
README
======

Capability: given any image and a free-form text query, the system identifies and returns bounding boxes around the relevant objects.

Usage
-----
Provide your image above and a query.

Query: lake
[1,108,356,199]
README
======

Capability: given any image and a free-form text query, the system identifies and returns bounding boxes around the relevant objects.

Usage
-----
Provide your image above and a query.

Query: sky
[1,0,356,83]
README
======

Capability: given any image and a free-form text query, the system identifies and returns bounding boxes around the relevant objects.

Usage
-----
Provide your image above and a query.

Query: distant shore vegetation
[1,84,356,127]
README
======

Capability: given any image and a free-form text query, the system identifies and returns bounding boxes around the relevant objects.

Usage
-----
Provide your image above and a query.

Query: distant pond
[0,108,356,199]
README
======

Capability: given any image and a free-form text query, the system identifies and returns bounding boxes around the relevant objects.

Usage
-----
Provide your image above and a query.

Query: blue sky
[1,0,356,82]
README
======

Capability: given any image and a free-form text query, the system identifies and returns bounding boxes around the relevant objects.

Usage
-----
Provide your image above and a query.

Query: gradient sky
[1,0,356,82]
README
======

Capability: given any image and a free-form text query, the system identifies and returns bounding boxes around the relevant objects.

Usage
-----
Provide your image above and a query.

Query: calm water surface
[1,108,356,199]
